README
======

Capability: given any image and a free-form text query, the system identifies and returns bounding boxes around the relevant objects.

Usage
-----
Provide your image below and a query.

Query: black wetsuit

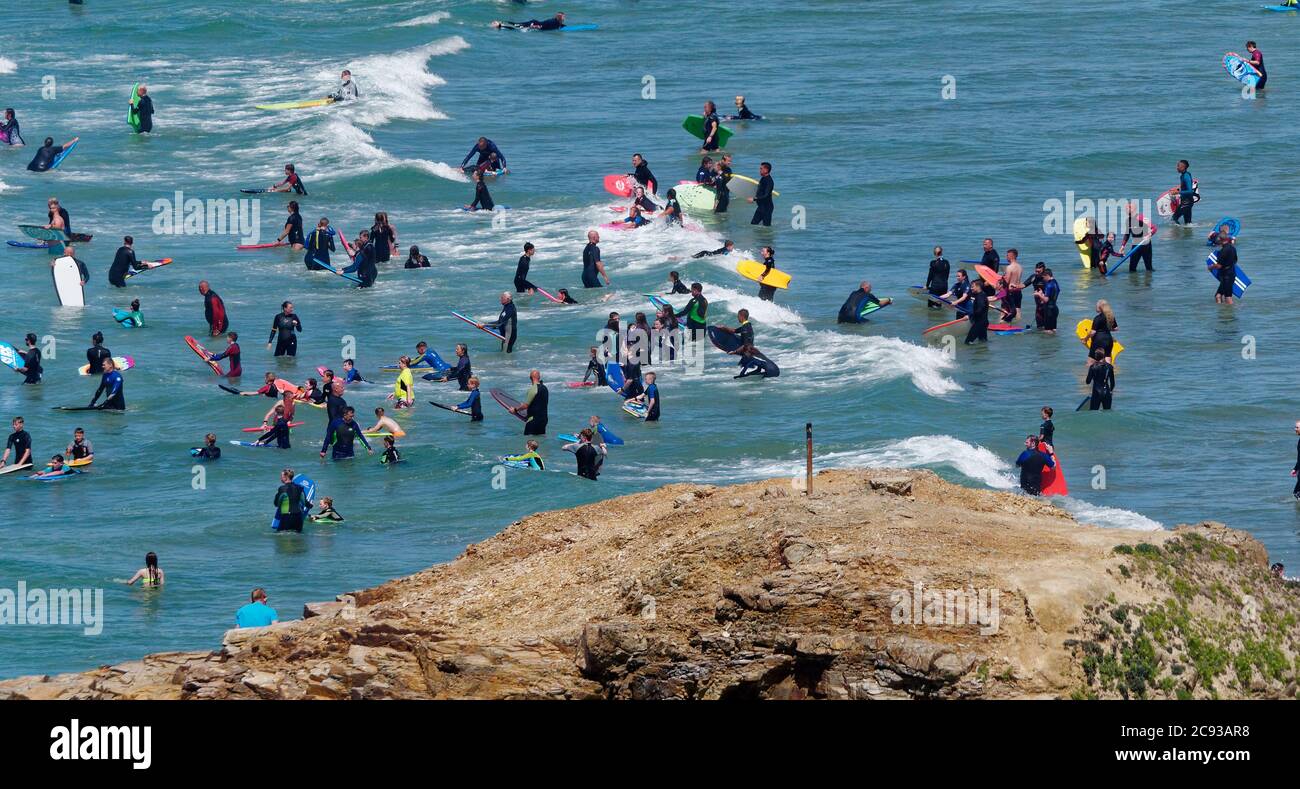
[26,143,63,172]
[259,417,292,449]
[458,389,483,421]
[926,257,950,299]
[1015,448,1053,495]
[355,242,378,288]
[964,289,989,344]
[691,247,730,260]
[1122,214,1154,271]
[469,180,494,211]
[305,227,334,270]
[1215,244,1238,298]
[750,174,775,226]
[837,289,880,324]
[93,370,125,410]
[677,294,709,336]
[443,354,472,390]
[1040,419,1055,447]
[1086,361,1115,411]
[700,112,722,152]
[1293,438,1300,498]
[404,253,429,268]
[135,94,154,133]
[584,357,607,386]
[284,210,304,246]
[6,429,32,468]
[582,242,603,288]
[269,312,302,357]
[274,481,305,532]
[325,391,348,423]
[369,224,394,263]
[20,346,42,384]
[1088,313,1115,357]
[321,417,370,459]
[633,161,657,194]
[712,165,731,213]
[491,301,518,353]
[575,442,600,480]
[514,254,535,292]
[108,246,143,287]
[523,382,549,436]
[980,248,1000,274]
[644,382,660,421]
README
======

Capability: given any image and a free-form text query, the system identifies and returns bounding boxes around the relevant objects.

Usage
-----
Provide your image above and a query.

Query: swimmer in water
[504,439,545,470]
[368,406,406,438]
[492,13,567,31]
[389,356,415,409]
[126,552,165,587]
[89,357,126,410]
[380,435,402,466]
[26,136,79,172]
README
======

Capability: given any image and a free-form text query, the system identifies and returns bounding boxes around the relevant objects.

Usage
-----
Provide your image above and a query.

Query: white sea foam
[315,36,469,127]
[393,11,451,27]
[0,57,17,75]
[1057,498,1164,531]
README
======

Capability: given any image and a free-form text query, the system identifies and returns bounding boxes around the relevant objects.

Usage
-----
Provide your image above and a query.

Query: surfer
[273,469,306,532]
[407,341,449,372]
[660,189,684,226]
[271,163,307,195]
[676,283,709,338]
[489,292,519,353]
[267,301,302,357]
[89,358,125,411]
[563,429,606,481]
[46,197,71,236]
[925,246,950,304]
[1033,268,1059,334]
[1014,436,1056,496]
[617,204,651,228]
[504,440,544,470]
[340,359,364,384]
[515,370,549,435]
[582,231,611,288]
[557,288,578,304]
[368,407,406,438]
[193,433,221,460]
[629,153,657,195]
[389,356,415,409]
[254,405,292,449]
[304,218,334,271]
[370,212,396,262]
[329,70,359,103]
[1119,202,1155,271]
[1085,300,1118,363]
[209,331,242,378]
[748,162,775,226]
[1210,233,1238,305]
[133,84,155,133]
[350,233,379,288]
[942,270,972,318]
[432,344,471,389]
[320,406,373,460]
[86,333,111,375]
[514,242,537,293]
[691,241,734,260]
[455,376,483,421]
[404,245,430,268]
[26,136,78,172]
[583,347,608,387]
[725,95,762,121]
[126,552,164,588]
[465,171,495,211]
[380,436,402,466]
[324,380,348,423]
[754,247,780,302]
[712,155,734,213]
[275,201,305,250]
[17,334,42,385]
[459,137,508,172]
[1,417,32,471]
[107,236,147,287]
[66,428,93,465]
[628,371,660,421]
[475,151,506,177]
[199,281,229,336]
[0,108,24,146]
[978,238,1000,273]
[837,281,892,323]
[630,186,658,213]
[492,13,566,31]
[309,497,344,523]
[1247,42,1266,90]
[1085,348,1115,411]
[699,101,723,153]
[963,282,992,345]
[1173,160,1194,225]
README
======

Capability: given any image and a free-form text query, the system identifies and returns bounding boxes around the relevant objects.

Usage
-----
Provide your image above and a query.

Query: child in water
[504,440,544,470]
[309,497,344,523]
[30,454,75,479]
[192,432,221,459]
[380,435,402,465]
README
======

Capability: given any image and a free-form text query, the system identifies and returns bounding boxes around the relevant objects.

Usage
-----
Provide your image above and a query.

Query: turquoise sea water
[0,0,1295,677]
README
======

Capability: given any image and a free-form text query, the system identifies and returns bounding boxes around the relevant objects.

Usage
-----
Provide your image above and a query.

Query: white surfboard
[726,174,779,201]
[52,256,84,306]
[0,463,33,476]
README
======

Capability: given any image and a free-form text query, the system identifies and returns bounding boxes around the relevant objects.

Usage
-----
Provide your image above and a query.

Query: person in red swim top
[208,331,242,378]
[271,163,307,195]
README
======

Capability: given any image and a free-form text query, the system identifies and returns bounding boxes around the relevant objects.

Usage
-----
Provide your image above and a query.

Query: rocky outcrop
[1,469,1295,700]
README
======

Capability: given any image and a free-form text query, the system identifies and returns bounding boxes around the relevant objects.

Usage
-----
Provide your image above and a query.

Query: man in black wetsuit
[748,162,775,226]
[629,153,657,195]
[1014,436,1055,496]
[1210,233,1238,305]
[837,281,892,323]
[1085,349,1115,410]
[26,136,78,172]
[324,380,348,423]
[273,468,306,532]
[133,85,155,133]
[108,236,145,287]
[581,231,610,288]
[489,292,518,353]
[268,301,302,357]
[492,12,566,30]
[514,242,537,293]
[516,370,549,436]
[569,429,605,481]
[699,101,723,153]
[676,283,708,338]
[978,237,1000,273]
[17,334,42,385]
[1,417,32,471]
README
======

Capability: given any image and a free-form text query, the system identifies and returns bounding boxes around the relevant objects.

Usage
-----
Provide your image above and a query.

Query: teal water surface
[0,0,1296,677]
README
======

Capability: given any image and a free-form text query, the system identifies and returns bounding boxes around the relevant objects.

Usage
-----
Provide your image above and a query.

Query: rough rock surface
[2,470,1296,700]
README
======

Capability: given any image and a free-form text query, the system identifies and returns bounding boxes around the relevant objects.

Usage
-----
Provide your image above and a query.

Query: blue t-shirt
[235,601,278,628]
